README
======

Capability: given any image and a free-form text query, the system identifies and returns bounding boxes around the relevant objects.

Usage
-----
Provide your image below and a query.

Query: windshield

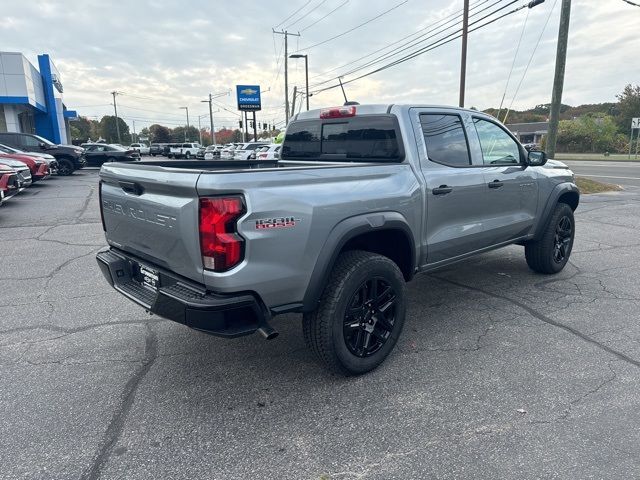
[281,115,403,162]
[32,135,56,146]
[0,143,19,154]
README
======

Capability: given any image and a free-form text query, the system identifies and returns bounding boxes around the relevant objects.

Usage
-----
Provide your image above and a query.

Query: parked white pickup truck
[129,143,150,155]
[169,142,201,159]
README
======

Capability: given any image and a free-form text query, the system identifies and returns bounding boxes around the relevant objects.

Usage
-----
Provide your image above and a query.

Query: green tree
[99,115,131,144]
[232,129,243,142]
[556,114,621,153]
[149,124,171,143]
[615,84,640,133]
[170,125,200,142]
[69,116,93,142]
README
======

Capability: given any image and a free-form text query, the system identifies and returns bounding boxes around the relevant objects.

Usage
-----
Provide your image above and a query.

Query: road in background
[564,160,640,188]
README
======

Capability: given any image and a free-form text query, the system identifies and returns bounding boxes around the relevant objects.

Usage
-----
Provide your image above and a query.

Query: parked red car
[0,152,49,182]
[0,163,19,206]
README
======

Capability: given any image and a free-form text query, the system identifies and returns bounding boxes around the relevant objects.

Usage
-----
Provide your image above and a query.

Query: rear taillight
[199,196,246,272]
[319,106,356,119]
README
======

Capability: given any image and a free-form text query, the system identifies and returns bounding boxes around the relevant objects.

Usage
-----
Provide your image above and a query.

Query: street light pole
[289,54,309,111]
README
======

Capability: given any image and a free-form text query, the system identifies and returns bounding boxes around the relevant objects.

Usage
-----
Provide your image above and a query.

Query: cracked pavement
[1,171,640,479]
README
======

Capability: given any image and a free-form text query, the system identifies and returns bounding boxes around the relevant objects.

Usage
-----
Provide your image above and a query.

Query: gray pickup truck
[96,104,579,375]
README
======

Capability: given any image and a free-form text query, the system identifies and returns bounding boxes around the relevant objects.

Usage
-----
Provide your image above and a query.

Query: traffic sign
[632,118,640,129]
[236,85,261,112]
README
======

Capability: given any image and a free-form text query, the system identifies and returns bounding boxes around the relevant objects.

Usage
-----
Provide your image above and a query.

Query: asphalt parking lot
[1,169,640,480]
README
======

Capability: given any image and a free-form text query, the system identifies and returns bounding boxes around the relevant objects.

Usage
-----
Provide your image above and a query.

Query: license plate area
[135,263,160,291]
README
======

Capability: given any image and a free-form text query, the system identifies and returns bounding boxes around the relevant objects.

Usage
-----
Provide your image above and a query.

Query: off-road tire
[525,202,575,274]
[303,250,406,375]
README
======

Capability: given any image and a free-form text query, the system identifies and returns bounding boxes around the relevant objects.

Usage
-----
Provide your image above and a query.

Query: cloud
[2,0,637,132]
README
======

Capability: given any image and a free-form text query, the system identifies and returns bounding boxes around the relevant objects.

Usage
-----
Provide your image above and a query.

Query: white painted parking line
[578,174,640,180]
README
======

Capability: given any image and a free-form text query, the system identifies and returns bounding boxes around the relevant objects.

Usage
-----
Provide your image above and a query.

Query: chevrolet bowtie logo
[240,88,258,95]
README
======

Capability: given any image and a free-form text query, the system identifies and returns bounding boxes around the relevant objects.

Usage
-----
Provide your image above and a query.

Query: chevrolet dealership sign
[236,85,261,111]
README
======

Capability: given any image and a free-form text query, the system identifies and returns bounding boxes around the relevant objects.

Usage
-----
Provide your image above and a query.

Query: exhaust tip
[258,325,279,340]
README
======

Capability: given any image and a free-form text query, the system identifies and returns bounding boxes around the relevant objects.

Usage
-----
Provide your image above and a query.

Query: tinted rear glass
[281,115,402,162]
[420,114,471,167]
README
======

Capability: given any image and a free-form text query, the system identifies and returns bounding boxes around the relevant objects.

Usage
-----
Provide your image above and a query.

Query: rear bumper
[96,248,269,338]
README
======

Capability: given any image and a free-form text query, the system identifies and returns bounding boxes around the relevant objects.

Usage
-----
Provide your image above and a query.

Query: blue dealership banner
[236,85,261,111]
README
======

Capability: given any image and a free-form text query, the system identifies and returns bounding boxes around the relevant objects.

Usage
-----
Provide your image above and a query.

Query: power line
[311,0,533,95]
[294,0,408,52]
[274,0,312,28]
[497,6,530,119]
[284,0,328,30]
[621,0,640,6]
[308,0,492,82]
[310,0,515,90]
[299,0,350,32]
[502,0,558,123]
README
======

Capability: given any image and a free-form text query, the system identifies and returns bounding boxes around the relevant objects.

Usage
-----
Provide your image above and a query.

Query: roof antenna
[338,77,359,106]
[338,77,348,104]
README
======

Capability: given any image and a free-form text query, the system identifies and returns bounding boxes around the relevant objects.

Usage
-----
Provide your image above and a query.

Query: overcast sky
[2,0,638,132]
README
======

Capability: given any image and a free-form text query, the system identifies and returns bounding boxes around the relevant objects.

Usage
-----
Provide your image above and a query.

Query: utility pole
[111,91,121,144]
[546,0,571,159]
[179,106,190,141]
[202,91,228,145]
[132,119,136,144]
[273,29,301,124]
[208,94,216,145]
[459,0,469,108]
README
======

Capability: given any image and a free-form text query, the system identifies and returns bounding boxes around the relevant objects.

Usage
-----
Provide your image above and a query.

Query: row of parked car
[141,142,282,161]
[0,137,62,207]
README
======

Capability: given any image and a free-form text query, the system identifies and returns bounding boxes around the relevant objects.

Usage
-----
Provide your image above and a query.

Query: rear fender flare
[301,212,416,312]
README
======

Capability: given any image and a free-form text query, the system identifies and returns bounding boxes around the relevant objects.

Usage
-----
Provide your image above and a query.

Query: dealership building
[0,52,77,145]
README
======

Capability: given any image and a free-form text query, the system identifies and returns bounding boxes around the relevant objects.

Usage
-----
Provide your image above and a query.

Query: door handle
[488,180,504,189]
[432,185,453,196]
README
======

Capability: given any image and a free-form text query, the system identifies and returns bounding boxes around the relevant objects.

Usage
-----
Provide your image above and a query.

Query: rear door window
[420,114,471,167]
[282,115,402,162]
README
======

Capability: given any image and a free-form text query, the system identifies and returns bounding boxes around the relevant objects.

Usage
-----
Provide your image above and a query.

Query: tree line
[70,116,280,146]
[484,84,640,154]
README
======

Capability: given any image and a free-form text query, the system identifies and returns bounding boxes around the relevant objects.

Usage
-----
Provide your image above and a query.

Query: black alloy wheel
[57,159,74,176]
[343,277,398,358]
[302,250,406,375]
[525,202,575,274]
[553,216,572,264]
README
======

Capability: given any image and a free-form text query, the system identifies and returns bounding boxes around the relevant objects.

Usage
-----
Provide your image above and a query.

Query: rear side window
[282,115,403,162]
[420,114,471,167]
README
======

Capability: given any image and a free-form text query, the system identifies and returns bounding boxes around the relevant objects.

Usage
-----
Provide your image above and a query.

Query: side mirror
[39,142,47,149]
[526,150,547,167]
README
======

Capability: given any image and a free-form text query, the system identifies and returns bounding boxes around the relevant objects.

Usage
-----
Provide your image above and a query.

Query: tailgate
[99,163,204,284]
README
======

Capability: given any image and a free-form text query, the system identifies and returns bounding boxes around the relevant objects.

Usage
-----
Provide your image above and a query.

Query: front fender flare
[533,182,580,240]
